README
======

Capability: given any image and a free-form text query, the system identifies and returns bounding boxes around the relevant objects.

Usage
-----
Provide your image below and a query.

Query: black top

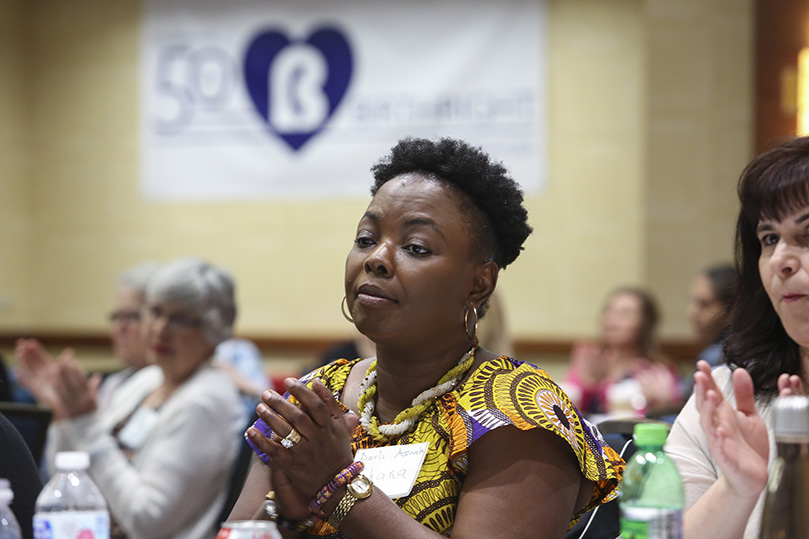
[0,354,14,402]
[317,341,361,369]
[0,412,42,539]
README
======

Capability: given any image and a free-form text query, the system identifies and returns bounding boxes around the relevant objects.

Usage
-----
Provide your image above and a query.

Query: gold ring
[280,428,302,449]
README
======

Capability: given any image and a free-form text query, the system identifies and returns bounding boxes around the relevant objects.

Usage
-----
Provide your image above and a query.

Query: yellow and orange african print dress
[248,357,624,537]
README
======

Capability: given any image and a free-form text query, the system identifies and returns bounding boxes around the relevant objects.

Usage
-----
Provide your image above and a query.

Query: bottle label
[216,522,281,539]
[620,506,682,539]
[33,510,110,539]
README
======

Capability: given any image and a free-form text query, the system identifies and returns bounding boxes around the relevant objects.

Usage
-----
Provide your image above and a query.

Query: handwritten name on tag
[354,442,429,499]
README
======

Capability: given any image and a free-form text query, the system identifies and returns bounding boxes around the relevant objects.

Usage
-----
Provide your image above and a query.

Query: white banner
[140,0,547,200]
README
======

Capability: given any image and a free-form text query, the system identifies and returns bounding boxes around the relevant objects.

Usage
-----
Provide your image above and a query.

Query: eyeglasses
[143,304,203,330]
[108,310,141,324]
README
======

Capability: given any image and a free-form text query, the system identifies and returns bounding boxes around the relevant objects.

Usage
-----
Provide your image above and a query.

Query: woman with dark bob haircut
[229,137,624,538]
[666,136,809,539]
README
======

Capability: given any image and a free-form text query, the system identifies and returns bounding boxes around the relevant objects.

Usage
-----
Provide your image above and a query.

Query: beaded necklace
[357,342,477,442]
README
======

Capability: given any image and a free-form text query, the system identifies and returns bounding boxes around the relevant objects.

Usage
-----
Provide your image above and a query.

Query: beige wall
[0,0,33,328]
[525,0,646,340]
[0,0,754,356]
[645,0,753,339]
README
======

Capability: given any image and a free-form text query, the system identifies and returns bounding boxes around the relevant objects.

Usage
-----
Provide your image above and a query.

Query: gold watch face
[347,474,373,498]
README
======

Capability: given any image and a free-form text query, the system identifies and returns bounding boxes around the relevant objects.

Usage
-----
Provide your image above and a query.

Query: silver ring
[280,428,302,449]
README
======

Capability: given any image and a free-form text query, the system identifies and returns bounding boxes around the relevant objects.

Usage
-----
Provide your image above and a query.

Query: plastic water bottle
[760,395,809,538]
[0,479,22,539]
[619,422,684,539]
[33,451,110,539]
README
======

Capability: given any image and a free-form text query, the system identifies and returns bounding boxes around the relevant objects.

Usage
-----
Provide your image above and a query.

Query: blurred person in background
[15,261,159,414]
[318,330,376,368]
[563,287,682,419]
[0,354,13,402]
[214,337,270,418]
[99,261,160,409]
[681,263,736,398]
[687,263,736,369]
[17,258,245,539]
[475,288,514,358]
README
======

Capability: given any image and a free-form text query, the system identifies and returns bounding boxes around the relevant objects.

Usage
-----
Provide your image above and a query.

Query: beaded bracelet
[276,514,316,532]
[308,461,365,516]
[264,491,316,532]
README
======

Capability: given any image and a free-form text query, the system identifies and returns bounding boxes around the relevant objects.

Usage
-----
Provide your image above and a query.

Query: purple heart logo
[243,26,353,151]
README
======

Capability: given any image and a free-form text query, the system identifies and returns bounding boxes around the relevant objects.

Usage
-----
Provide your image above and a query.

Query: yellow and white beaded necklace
[357,342,477,442]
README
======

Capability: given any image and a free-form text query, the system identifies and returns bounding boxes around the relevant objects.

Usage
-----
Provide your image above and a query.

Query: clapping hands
[15,338,101,420]
[777,371,805,397]
[635,362,681,411]
[568,341,605,386]
[693,360,805,500]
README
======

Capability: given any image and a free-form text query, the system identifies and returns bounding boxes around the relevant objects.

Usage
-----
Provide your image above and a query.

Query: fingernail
[284,378,296,389]
[257,403,268,415]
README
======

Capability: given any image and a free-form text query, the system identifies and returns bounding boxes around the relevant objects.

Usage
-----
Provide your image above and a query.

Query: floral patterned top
[247,356,624,537]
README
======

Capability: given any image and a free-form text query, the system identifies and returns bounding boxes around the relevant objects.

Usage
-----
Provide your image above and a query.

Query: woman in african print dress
[229,137,624,538]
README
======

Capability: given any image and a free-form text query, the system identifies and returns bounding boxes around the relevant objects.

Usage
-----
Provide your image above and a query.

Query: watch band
[327,490,357,529]
[327,474,373,529]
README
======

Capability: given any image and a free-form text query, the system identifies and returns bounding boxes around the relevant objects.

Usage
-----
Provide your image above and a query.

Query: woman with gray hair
[97,260,160,411]
[20,258,246,539]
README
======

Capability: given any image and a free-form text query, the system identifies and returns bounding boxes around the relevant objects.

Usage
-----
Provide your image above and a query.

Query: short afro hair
[370,137,532,269]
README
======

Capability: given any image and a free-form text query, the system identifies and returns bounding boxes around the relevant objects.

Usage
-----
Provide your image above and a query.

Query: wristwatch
[327,474,373,529]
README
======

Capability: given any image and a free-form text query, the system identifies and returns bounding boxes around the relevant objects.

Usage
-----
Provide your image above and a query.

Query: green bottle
[619,423,684,539]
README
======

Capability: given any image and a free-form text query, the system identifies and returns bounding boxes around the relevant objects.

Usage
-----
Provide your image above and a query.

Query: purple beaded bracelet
[308,461,365,516]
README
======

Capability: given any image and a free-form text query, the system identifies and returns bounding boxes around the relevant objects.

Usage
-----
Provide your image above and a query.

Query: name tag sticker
[354,442,429,499]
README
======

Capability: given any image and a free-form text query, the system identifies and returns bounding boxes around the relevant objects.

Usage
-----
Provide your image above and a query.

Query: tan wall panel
[494,0,646,340]
[0,0,33,328]
[645,0,753,339]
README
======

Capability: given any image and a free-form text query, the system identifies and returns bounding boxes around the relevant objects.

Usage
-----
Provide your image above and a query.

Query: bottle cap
[54,451,91,471]
[773,395,809,438]
[632,422,670,446]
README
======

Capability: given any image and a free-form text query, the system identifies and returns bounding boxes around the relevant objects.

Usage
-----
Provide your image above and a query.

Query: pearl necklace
[357,343,477,442]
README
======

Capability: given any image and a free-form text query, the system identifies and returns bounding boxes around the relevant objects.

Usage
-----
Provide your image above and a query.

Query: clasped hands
[694,359,805,498]
[570,340,678,408]
[14,338,101,420]
[247,378,360,522]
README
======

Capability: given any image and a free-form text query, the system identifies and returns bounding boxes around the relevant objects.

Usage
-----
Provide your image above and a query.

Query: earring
[464,305,478,341]
[341,296,355,323]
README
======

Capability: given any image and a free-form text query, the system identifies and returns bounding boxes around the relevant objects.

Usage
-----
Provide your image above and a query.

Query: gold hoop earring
[464,305,478,341]
[341,296,355,324]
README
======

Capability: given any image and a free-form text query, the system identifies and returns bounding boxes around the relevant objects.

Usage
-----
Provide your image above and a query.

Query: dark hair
[703,263,737,309]
[723,136,809,396]
[605,287,660,359]
[370,137,533,270]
